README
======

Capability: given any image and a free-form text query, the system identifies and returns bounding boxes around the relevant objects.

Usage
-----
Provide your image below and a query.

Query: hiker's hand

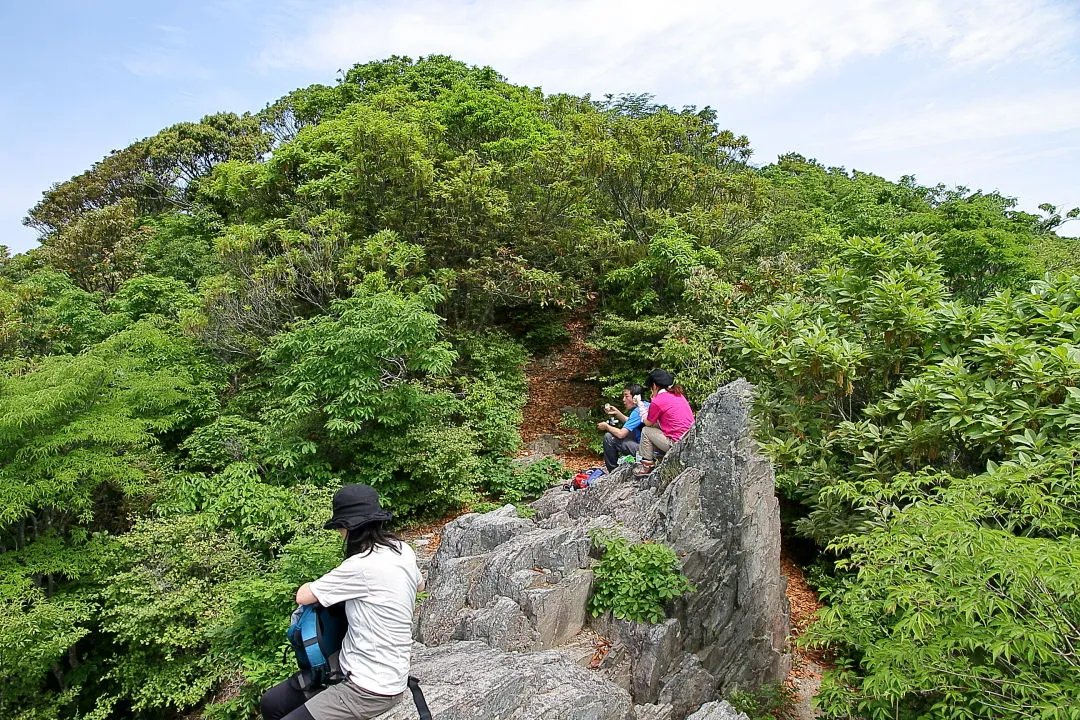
[604,403,616,414]
[597,421,608,432]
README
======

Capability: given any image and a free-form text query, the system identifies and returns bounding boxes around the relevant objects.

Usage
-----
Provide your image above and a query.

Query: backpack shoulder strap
[407,676,432,720]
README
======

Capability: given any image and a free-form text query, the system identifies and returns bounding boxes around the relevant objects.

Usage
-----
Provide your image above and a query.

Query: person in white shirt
[261,484,422,720]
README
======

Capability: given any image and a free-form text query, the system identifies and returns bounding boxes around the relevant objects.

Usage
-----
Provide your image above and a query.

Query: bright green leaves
[809,501,1080,719]
[0,591,93,718]
[733,233,1080,716]
[3,269,125,357]
[0,320,214,531]
[112,275,198,320]
[726,234,948,507]
[257,288,483,518]
[264,288,455,433]
[605,225,725,315]
[588,530,695,624]
[97,515,261,713]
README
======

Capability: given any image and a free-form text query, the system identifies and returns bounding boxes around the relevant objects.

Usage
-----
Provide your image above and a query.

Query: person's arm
[303,560,369,607]
[604,404,628,423]
[638,399,657,427]
[295,582,319,606]
[597,420,631,439]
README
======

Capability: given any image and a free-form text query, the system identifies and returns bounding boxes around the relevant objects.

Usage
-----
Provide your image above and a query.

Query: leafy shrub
[97,515,260,714]
[808,494,1080,720]
[180,415,266,470]
[452,331,528,460]
[559,409,604,454]
[111,274,197,319]
[588,529,694,624]
[731,234,1080,717]
[205,528,342,720]
[517,308,571,354]
[483,456,569,503]
[726,682,799,720]
[724,233,948,536]
[467,501,537,518]
[258,287,468,519]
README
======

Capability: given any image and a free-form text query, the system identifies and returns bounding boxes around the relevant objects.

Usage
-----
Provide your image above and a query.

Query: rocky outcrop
[380,641,635,720]
[411,379,789,719]
[379,642,750,720]
[686,702,751,720]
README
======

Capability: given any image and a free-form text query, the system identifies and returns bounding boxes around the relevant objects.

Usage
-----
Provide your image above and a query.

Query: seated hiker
[261,484,423,720]
[597,383,650,472]
[634,369,695,477]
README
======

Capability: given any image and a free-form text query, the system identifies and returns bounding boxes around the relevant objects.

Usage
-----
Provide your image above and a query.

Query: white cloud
[122,25,214,80]
[850,93,1080,151]
[256,0,1079,97]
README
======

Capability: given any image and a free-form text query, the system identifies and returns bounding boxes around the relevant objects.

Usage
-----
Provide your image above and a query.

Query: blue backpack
[287,602,348,690]
[285,602,432,719]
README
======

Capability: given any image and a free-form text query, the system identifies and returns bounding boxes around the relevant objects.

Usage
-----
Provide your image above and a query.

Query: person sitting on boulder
[634,369,695,477]
[596,383,650,472]
[261,484,423,720]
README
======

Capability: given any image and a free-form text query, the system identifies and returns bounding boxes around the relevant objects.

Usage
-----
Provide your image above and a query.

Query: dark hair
[624,383,645,398]
[645,369,684,396]
[345,521,403,558]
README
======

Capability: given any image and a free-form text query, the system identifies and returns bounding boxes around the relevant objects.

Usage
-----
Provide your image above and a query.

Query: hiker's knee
[260,681,296,720]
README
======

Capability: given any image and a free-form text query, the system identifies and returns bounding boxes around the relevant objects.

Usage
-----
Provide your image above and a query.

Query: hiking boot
[633,459,654,477]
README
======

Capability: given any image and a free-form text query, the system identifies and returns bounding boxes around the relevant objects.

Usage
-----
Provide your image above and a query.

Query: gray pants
[603,432,639,471]
[638,426,671,461]
[306,679,404,720]
[260,674,403,720]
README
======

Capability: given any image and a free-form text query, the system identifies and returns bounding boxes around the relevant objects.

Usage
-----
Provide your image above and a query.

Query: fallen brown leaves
[588,637,613,669]
[520,307,606,472]
[781,554,833,689]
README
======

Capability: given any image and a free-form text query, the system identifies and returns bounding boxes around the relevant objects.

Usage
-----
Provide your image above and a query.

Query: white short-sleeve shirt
[308,542,421,695]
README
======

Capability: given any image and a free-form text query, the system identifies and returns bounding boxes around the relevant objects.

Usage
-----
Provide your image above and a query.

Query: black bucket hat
[324,484,393,530]
[646,368,675,389]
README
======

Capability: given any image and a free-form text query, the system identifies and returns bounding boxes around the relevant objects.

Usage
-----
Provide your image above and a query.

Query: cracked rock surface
[408,380,790,719]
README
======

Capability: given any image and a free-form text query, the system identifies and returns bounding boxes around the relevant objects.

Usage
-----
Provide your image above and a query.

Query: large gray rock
[418,508,595,651]
[414,380,790,718]
[380,641,635,720]
[685,702,750,720]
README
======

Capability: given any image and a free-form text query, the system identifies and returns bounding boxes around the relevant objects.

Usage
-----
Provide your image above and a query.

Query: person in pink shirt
[634,369,695,477]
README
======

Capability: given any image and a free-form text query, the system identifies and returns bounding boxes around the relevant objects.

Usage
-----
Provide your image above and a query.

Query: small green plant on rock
[727,683,800,720]
[588,529,695,624]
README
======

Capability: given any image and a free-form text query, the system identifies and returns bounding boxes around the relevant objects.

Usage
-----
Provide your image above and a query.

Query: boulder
[379,641,635,720]
[685,701,750,720]
[414,379,790,718]
[419,508,596,651]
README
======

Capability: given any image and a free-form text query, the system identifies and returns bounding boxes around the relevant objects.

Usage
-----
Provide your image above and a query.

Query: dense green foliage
[2,54,1077,719]
[588,530,695,624]
[727,683,800,720]
[727,235,1080,718]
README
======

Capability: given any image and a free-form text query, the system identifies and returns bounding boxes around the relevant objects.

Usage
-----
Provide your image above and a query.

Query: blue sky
[2,0,1078,254]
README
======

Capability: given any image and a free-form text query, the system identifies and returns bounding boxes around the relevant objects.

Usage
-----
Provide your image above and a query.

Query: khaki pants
[638,426,671,461]
[306,680,404,720]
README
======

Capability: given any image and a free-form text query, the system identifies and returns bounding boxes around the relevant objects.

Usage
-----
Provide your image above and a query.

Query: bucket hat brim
[323,484,393,530]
